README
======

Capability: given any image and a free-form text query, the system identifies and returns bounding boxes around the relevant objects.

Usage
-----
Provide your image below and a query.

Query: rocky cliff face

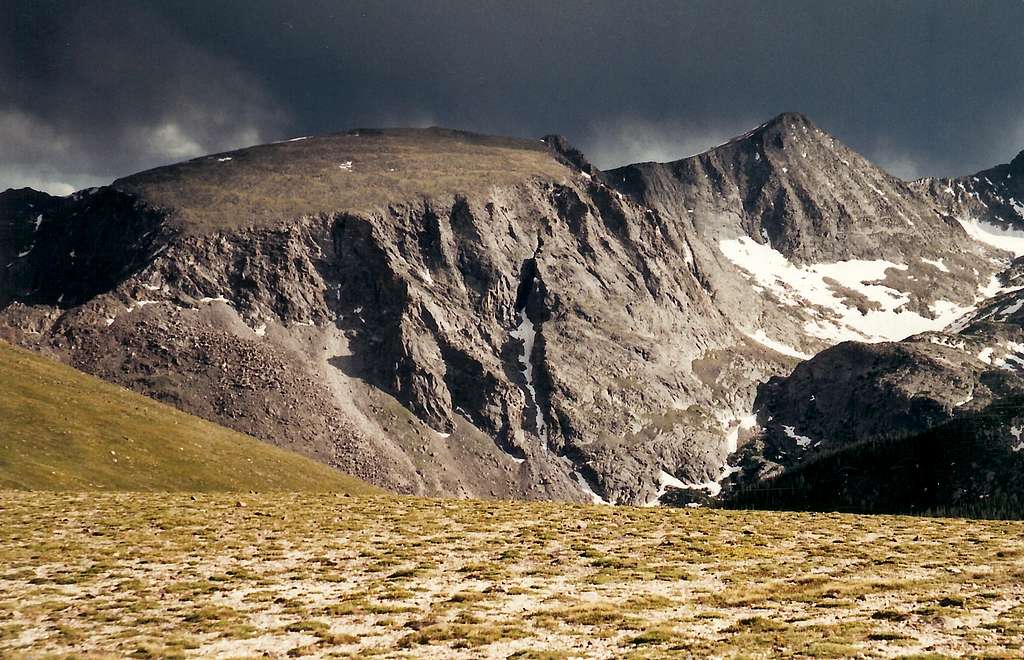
[0,128,788,505]
[4,117,1023,512]
[916,150,1024,231]
[603,115,1024,510]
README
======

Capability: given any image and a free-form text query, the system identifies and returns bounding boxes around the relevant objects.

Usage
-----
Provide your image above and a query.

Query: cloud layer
[4,0,1024,193]
[2,2,285,193]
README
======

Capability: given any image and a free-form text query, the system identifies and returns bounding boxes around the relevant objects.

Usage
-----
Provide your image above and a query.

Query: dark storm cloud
[1,0,286,193]
[4,0,1024,193]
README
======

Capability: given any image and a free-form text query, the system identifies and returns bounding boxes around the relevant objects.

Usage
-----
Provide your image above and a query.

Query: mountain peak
[763,111,816,131]
[1010,150,1024,177]
[541,134,599,176]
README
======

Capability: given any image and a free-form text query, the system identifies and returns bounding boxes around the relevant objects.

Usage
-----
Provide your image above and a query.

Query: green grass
[0,341,378,493]
[114,127,571,233]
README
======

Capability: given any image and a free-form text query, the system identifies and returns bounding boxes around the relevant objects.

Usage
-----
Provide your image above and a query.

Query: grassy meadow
[2,493,1024,658]
[3,344,1024,658]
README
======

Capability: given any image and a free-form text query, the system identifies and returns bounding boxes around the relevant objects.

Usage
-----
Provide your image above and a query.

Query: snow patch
[676,476,724,498]
[956,217,1024,257]
[338,160,353,171]
[921,258,950,273]
[720,236,964,343]
[126,300,160,312]
[644,469,691,506]
[746,329,812,360]
[510,309,547,445]
[724,414,759,453]
[574,471,609,505]
[782,425,814,449]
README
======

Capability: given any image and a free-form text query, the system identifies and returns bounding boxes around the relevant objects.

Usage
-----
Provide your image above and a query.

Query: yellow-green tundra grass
[2,493,1024,658]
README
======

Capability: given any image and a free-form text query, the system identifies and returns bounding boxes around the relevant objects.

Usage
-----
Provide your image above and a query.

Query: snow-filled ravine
[509,308,547,446]
[719,236,973,344]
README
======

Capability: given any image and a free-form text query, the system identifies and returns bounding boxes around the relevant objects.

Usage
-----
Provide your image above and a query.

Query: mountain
[916,149,1024,233]
[3,116,1023,510]
[607,112,1005,357]
[2,128,782,505]
[711,141,1024,512]
[0,340,377,493]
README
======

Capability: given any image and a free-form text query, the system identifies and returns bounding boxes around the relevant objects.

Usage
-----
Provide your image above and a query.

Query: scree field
[2,493,1023,658]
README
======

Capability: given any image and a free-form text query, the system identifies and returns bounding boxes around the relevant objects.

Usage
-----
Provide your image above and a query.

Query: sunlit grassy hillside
[2,492,1023,658]
[0,341,377,494]
[113,128,571,232]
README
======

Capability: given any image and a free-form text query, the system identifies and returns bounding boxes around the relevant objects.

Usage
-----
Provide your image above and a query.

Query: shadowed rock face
[729,284,1024,512]
[3,118,1024,511]
[1,187,170,309]
[916,150,1024,231]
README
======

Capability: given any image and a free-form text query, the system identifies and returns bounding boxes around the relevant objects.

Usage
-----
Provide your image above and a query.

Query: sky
[4,0,1024,195]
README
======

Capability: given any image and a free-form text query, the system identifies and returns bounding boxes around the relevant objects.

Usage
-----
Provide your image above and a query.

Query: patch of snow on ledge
[782,425,814,449]
[646,414,759,506]
[644,469,692,507]
[746,329,812,360]
[956,217,1024,257]
[719,236,970,343]
[574,471,609,505]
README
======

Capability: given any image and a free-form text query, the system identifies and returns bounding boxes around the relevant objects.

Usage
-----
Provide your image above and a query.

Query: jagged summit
[915,144,1024,230]
[1009,149,1024,177]
[607,111,964,264]
[764,110,814,126]
[744,111,819,141]
[540,133,601,178]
